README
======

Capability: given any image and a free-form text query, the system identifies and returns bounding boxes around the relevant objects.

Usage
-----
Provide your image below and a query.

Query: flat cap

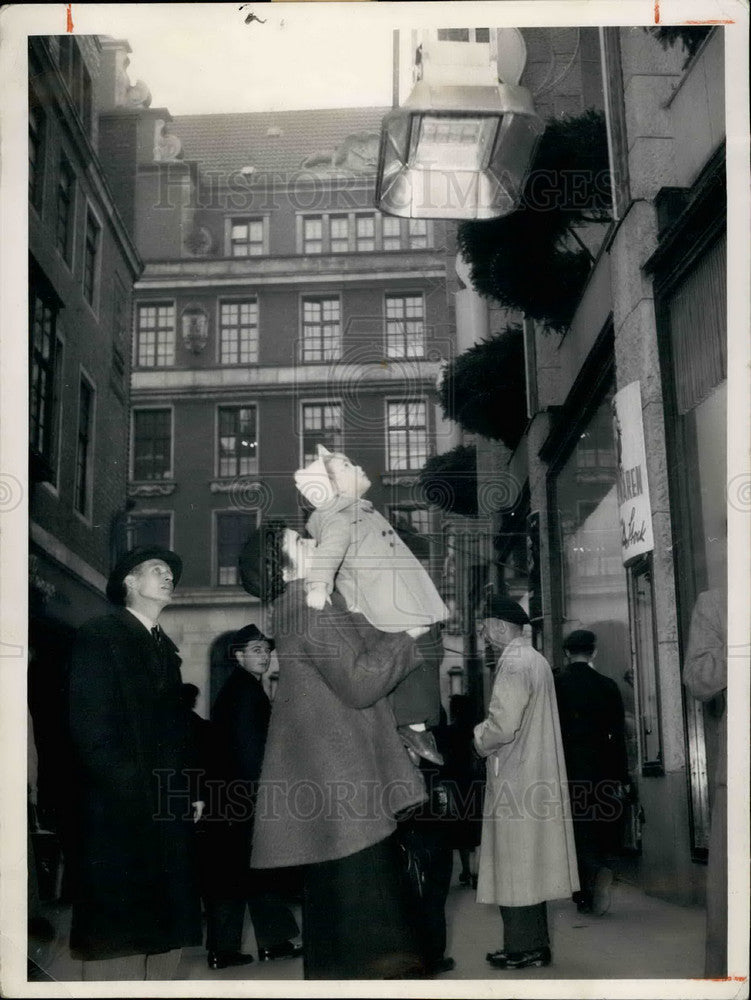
[562,628,597,653]
[232,622,274,652]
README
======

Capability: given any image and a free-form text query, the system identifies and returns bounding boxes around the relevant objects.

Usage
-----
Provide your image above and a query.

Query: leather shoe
[428,956,456,975]
[207,950,254,970]
[487,946,551,969]
[258,940,303,962]
[398,727,444,765]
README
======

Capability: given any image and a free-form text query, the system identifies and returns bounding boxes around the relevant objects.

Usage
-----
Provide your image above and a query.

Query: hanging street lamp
[376,28,543,221]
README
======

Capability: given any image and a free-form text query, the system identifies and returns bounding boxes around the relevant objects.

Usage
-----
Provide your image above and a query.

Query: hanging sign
[612,381,654,564]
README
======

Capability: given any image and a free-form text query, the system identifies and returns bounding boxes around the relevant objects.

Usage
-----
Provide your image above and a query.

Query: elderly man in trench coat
[474,595,579,970]
[66,546,203,980]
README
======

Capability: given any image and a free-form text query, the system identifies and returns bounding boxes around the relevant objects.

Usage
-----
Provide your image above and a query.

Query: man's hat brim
[106,546,183,605]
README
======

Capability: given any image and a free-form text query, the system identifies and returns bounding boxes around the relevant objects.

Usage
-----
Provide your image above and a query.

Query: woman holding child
[240,520,429,980]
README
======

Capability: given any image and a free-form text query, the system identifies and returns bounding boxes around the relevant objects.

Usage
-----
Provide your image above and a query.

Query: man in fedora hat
[66,546,202,980]
[475,595,579,971]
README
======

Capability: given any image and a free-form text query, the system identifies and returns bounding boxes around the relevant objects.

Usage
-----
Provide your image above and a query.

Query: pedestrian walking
[474,595,579,970]
[555,629,631,916]
[444,694,484,888]
[204,623,301,970]
[66,546,202,981]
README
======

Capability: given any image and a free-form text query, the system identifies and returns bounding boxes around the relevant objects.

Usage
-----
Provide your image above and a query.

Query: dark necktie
[151,625,164,653]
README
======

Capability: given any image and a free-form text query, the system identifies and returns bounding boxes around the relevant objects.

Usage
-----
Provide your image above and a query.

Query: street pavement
[32,865,706,985]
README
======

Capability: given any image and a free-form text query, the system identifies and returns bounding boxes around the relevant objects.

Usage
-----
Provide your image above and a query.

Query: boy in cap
[294,445,448,765]
[475,595,579,970]
[206,623,301,969]
[66,546,202,980]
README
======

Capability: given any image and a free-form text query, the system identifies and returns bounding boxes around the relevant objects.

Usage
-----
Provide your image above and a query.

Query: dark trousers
[205,890,298,953]
[499,902,549,953]
[302,834,423,980]
[390,626,442,728]
[202,821,298,954]
[399,822,453,966]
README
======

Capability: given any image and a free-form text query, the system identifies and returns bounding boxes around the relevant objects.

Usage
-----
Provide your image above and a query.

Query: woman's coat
[474,636,579,907]
[250,581,426,869]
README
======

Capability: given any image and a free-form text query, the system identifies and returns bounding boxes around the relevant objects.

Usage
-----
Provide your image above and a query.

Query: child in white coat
[295,445,448,763]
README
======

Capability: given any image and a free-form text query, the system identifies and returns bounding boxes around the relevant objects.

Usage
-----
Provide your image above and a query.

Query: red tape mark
[66,4,73,32]
[654,0,660,23]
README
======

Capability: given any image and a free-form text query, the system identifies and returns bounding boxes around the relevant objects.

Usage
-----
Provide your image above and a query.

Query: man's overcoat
[67,607,202,959]
[474,636,579,907]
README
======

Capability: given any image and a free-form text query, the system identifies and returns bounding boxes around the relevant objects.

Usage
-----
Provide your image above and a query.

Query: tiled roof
[172,107,389,176]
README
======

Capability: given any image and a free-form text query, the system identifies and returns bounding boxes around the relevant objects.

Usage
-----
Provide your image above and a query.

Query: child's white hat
[294,444,335,507]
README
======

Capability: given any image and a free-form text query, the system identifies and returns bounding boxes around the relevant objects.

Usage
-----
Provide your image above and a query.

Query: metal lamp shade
[376,82,544,220]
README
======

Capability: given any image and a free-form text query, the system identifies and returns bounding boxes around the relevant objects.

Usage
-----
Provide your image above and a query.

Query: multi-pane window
[75,378,94,515]
[385,295,425,358]
[303,216,323,254]
[29,98,44,207]
[29,282,60,469]
[132,409,172,480]
[382,217,401,251]
[83,210,100,305]
[330,215,349,253]
[355,214,376,252]
[301,297,341,362]
[387,400,428,470]
[136,302,175,367]
[217,512,258,586]
[220,299,259,364]
[127,514,171,550]
[408,219,428,249]
[218,406,258,477]
[301,402,343,465]
[56,156,75,262]
[58,37,92,136]
[389,506,430,535]
[230,218,264,257]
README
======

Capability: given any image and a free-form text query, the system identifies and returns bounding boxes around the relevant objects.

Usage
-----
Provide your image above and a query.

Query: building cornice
[131,361,442,395]
[135,253,445,290]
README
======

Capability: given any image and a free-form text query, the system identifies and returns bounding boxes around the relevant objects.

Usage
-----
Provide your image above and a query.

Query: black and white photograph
[1,1,749,995]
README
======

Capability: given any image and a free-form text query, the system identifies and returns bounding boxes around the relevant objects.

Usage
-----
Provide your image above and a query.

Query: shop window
[551,379,639,776]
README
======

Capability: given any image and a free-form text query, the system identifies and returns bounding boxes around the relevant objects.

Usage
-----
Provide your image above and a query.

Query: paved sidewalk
[33,869,706,985]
